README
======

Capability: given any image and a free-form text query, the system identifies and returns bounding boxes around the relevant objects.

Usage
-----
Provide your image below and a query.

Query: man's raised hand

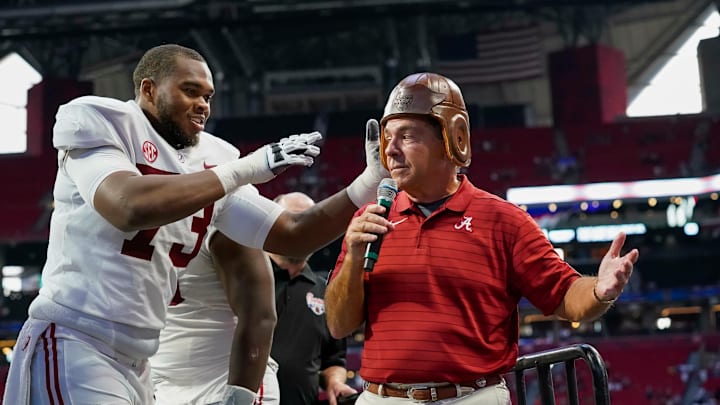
[363,119,389,182]
[265,132,322,174]
[211,131,323,192]
[346,119,391,207]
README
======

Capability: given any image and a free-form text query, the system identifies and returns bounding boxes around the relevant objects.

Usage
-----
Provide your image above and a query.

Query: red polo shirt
[329,175,580,383]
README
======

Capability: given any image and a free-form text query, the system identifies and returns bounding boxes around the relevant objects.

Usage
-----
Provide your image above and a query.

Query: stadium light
[542,223,647,244]
[683,222,700,236]
[507,174,720,206]
[656,317,671,330]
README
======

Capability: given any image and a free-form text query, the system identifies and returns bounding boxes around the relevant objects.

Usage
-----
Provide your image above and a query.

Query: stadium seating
[0,155,56,242]
[510,335,711,404]
[597,336,696,403]
[3,111,717,241]
[0,364,7,403]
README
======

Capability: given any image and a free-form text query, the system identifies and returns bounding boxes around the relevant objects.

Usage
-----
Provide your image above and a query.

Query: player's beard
[156,94,199,149]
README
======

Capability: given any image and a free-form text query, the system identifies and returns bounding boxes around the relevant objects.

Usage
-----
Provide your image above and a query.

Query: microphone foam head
[377,178,398,201]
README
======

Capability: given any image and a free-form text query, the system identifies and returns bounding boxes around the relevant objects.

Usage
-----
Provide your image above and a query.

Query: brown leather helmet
[380,72,471,169]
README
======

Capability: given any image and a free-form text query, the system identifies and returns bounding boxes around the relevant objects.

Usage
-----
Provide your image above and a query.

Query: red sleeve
[510,212,581,315]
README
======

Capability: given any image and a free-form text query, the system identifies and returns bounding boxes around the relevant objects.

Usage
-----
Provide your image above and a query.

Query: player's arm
[214,119,389,258]
[63,134,322,232]
[209,231,276,391]
[217,189,369,259]
[262,191,358,256]
[263,119,390,257]
[94,167,226,232]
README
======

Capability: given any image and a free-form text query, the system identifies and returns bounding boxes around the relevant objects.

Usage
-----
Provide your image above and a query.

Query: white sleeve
[53,101,128,152]
[61,146,140,209]
[213,186,284,249]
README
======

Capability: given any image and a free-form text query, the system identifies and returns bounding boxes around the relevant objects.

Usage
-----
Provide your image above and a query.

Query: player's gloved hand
[222,385,257,405]
[211,131,322,192]
[265,132,322,174]
[346,119,391,207]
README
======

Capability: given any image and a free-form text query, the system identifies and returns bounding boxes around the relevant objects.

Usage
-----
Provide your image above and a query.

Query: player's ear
[140,78,156,104]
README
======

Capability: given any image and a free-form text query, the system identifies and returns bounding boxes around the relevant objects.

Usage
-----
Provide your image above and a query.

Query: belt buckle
[475,377,487,388]
[407,386,437,402]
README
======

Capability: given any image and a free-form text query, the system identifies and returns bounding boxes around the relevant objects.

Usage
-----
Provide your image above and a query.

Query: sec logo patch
[142,141,158,163]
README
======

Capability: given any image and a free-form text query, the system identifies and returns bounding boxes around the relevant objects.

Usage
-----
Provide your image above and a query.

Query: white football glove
[346,119,391,207]
[211,131,322,192]
[266,132,322,174]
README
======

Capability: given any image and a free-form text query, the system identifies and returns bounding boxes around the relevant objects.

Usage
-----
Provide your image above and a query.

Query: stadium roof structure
[0,0,684,83]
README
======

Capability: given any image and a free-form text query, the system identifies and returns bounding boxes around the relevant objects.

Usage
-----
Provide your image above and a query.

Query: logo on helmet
[392,94,414,112]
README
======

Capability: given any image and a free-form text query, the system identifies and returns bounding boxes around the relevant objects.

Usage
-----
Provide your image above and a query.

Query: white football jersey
[30,96,278,358]
[151,221,277,404]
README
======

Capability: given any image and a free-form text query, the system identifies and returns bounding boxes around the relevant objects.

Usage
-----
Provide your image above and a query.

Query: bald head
[270,192,317,274]
[274,192,315,213]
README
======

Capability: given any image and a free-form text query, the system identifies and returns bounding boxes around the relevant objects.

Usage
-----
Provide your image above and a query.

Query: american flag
[434,25,543,84]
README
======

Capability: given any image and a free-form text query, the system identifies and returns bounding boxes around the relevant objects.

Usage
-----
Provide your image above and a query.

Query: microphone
[363,178,399,272]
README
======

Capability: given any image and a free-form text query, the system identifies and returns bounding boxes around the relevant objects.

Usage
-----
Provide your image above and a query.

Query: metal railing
[513,343,610,405]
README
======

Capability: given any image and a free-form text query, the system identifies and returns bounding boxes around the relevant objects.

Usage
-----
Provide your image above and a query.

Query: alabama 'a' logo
[306,292,325,315]
[142,141,158,163]
[454,216,473,232]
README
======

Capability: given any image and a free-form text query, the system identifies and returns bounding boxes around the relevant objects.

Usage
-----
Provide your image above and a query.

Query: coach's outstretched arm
[554,232,639,322]
[326,204,392,339]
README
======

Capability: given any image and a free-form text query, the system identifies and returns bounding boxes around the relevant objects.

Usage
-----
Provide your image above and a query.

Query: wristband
[347,118,389,207]
[223,385,257,405]
[210,150,272,193]
[346,167,380,208]
[593,279,617,304]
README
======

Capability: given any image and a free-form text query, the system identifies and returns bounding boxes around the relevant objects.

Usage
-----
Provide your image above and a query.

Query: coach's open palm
[596,232,639,301]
